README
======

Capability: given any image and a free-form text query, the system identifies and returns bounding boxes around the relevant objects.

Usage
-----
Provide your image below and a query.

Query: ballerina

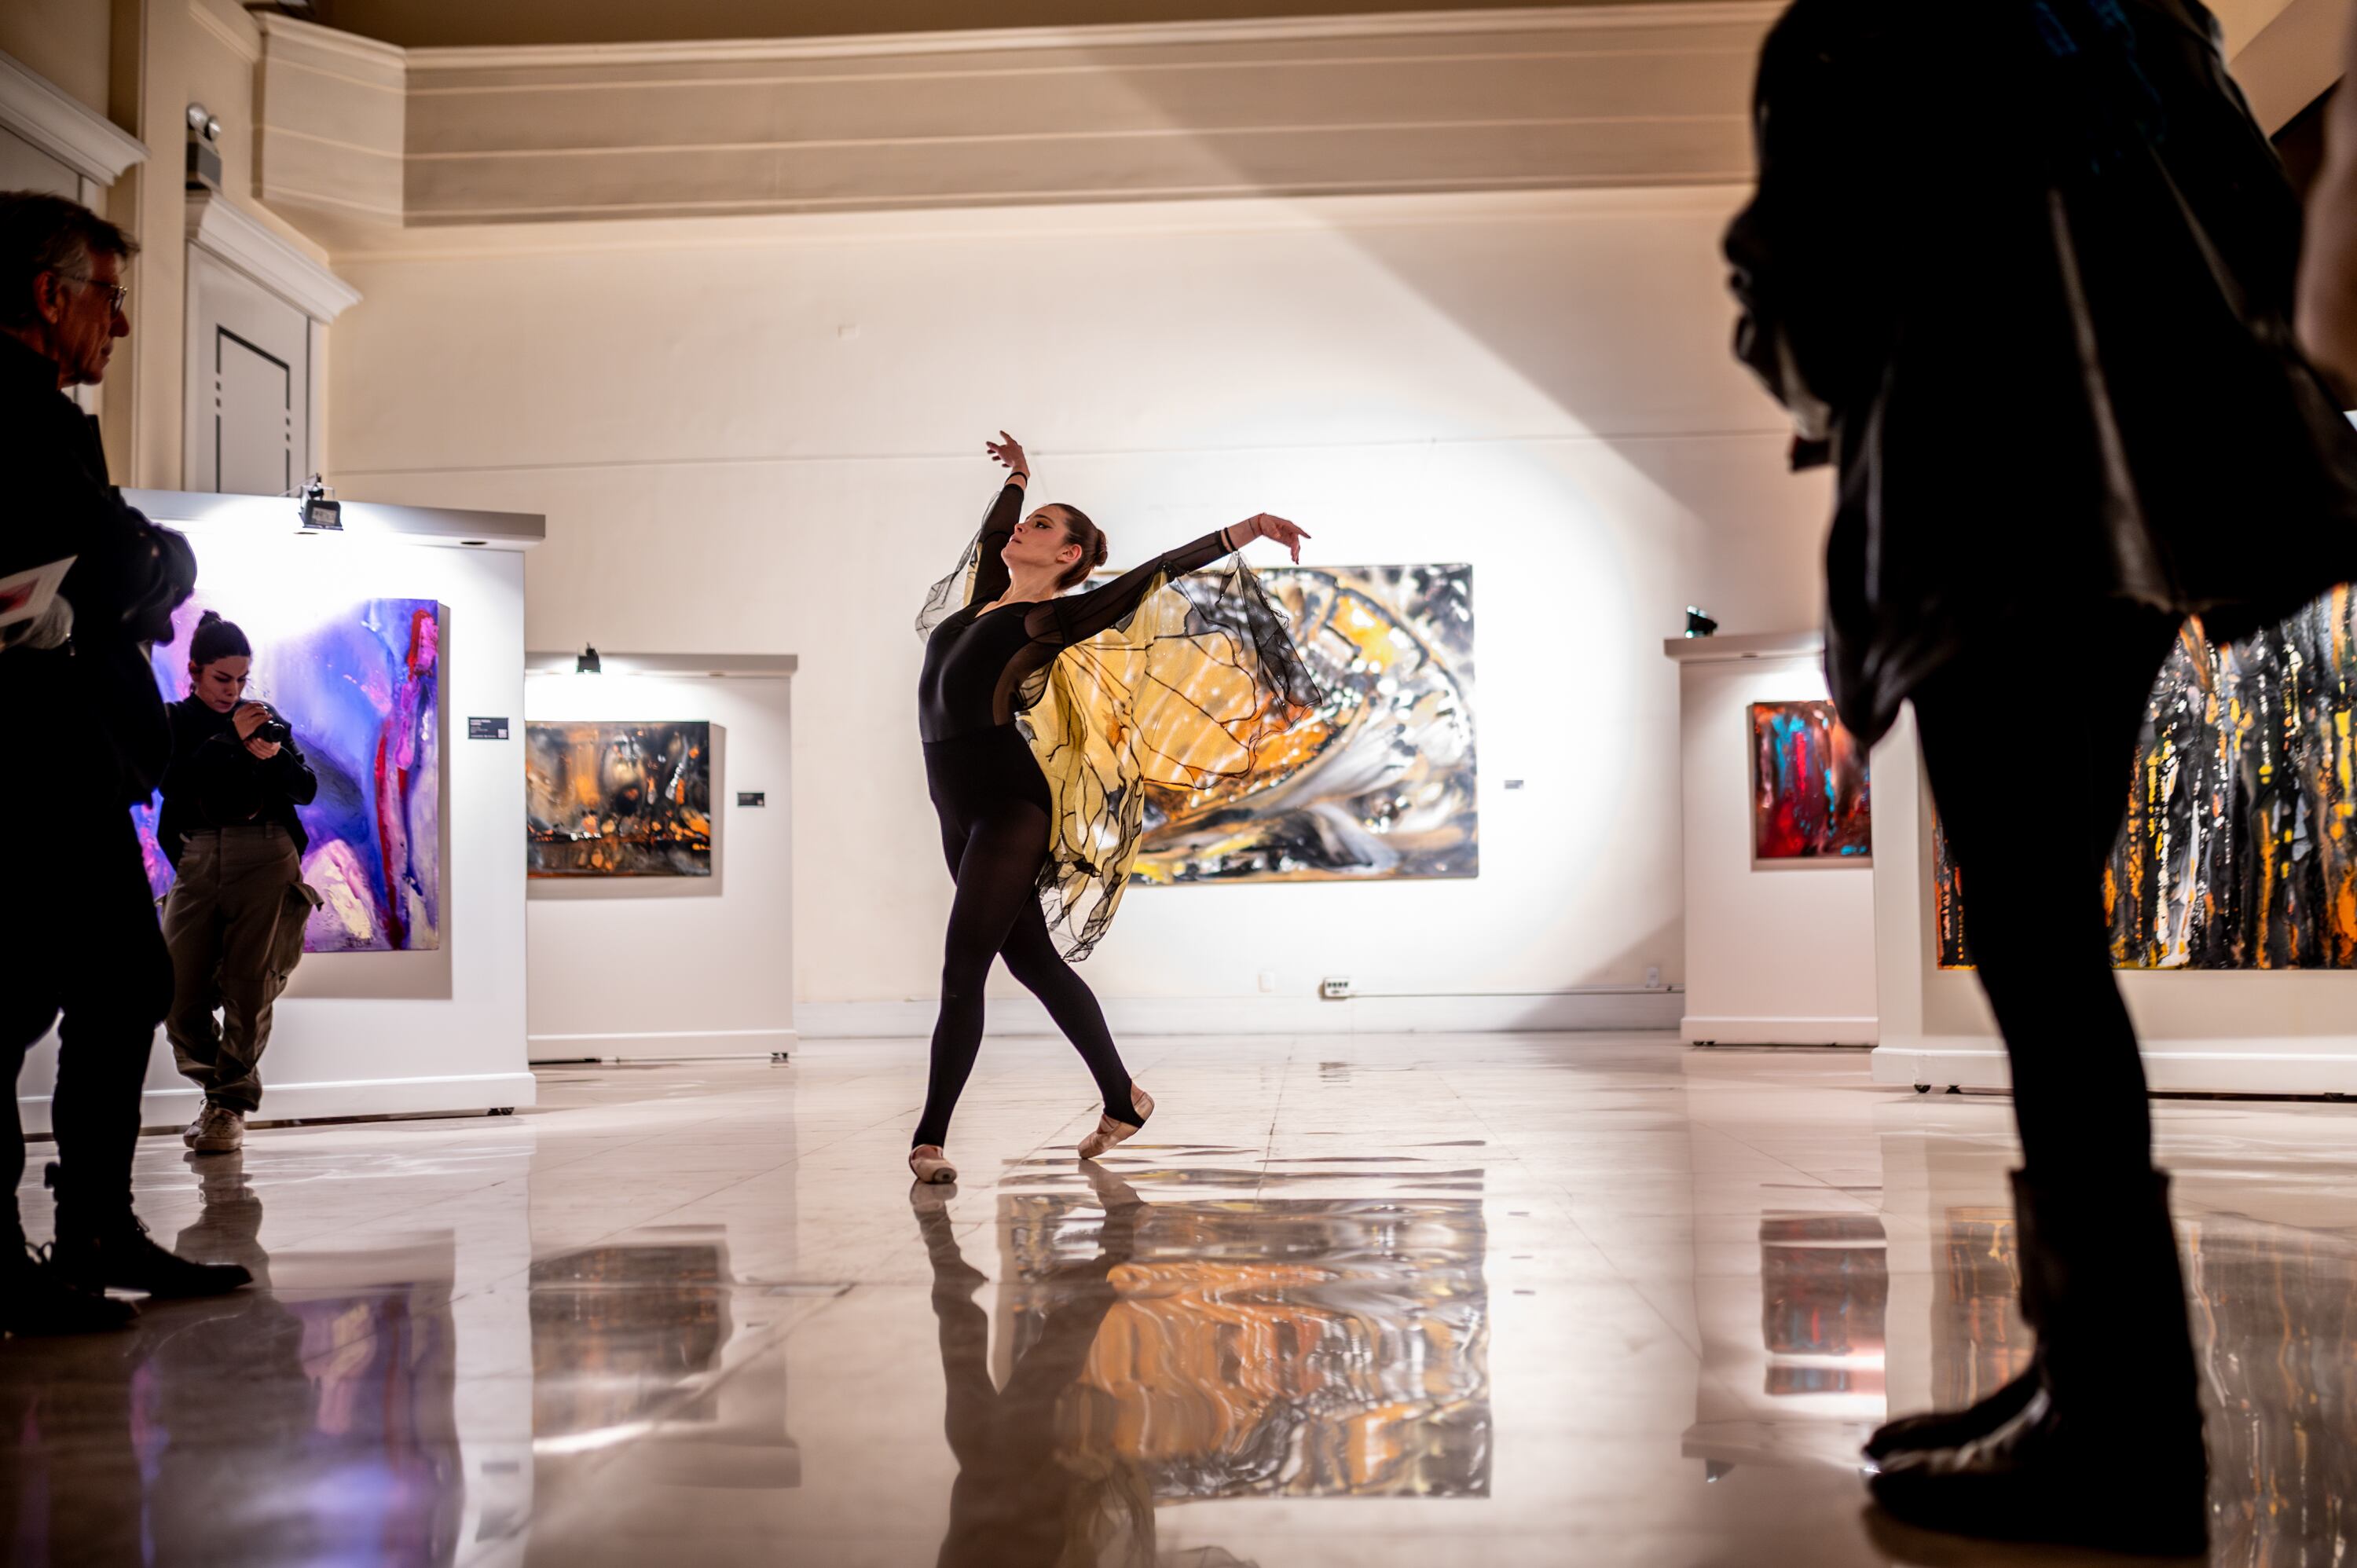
[907,432,1316,1184]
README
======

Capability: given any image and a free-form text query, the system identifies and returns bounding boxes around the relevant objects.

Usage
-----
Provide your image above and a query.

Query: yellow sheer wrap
[1023,564,1321,958]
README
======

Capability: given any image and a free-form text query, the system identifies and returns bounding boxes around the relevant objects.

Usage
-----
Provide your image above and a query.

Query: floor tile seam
[1683,1116,1871,1196]
[469,1297,819,1556]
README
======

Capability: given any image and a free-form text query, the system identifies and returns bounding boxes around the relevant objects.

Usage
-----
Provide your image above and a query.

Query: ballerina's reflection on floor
[914,1163,1494,1565]
[918,1163,1162,1568]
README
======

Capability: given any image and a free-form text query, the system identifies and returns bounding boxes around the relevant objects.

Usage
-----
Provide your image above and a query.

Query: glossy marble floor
[5,1032,2352,1566]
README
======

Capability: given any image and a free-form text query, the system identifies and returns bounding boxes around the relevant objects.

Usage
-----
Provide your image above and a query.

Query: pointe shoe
[1076,1086,1153,1160]
[908,1145,958,1185]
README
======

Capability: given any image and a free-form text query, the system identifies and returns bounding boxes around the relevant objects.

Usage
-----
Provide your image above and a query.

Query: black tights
[1910,601,2184,1181]
[913,797,1135,1150]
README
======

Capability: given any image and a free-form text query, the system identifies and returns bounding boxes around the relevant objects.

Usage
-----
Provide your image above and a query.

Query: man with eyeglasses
[0,190,250,1335]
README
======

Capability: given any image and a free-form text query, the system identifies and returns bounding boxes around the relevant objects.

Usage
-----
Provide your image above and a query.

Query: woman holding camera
[157,611,318,1154]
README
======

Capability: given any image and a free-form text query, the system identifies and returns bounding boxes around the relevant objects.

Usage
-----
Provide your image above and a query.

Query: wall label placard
[737,791,766,808]
[467,717,510,740]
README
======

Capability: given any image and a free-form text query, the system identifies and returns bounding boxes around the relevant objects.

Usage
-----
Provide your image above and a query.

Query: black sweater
[156,696,319,868]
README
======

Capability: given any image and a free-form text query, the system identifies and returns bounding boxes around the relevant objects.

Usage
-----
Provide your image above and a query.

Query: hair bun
[196,609,222,626]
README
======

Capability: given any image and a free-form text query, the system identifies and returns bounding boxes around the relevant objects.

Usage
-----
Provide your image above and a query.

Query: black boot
[1868,1169,2209,1558]
[0,1236,137,1335]
[47,1164,251,1300]
[1864,1166,2047,1461]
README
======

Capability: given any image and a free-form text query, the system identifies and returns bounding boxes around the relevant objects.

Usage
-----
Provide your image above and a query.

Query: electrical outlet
[1258,970,1277,994]
[1645,965,1662,990]
[1319,976,1354,1001]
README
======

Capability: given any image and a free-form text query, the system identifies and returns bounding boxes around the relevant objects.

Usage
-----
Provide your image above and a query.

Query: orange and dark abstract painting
[526,721,713,877]
[1937,588,2357,969]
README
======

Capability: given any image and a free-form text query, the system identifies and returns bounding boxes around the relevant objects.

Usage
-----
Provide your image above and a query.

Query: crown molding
[186,191,362,321]
[0,49,148,185]
[189,0,264,66]
[407,2,1780,70]
[257,10,412,71]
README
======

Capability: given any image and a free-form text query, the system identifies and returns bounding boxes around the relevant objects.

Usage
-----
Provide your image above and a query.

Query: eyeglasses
[50,271,130,313]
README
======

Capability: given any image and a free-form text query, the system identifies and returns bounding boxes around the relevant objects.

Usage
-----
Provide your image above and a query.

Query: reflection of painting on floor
[1749,701,1870,863]
[1936,594,2357,969]
[526,721,713,877]
[1758,1214,1887,1396]
[1001,1195,1490,1500]
[1130,564,1475,885]
[134,595,441,952]
[1925,1200,2357,1566]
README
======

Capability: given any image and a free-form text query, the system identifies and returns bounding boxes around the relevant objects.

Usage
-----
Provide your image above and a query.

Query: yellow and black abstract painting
[1129,563,1476,885]
[1937,588,2357,969]
[526,721,713,877]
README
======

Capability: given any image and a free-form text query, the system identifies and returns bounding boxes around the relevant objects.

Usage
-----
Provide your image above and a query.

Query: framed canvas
[1131,562,1476,885]
[134,595,442,953]
[1937,595,2357,970]
[526,721,713,877]
[1749,699,1871,866]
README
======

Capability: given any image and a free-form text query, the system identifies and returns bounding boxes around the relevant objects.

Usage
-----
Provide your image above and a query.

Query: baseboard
[527,1027,797,1062]
[20,1071,541,1137]
[797,990,1684,1039]
[1682,1014,1879,1046]
[1871,1039,2357,1096]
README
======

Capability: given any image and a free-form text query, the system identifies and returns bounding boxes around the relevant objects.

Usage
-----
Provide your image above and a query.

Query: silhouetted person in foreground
[1726,0,2357,1555]
[0,192,249,1334]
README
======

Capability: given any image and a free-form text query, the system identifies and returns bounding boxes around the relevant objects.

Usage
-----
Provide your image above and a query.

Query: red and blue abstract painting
[1749,700,1871,863]
[134,595,442,952]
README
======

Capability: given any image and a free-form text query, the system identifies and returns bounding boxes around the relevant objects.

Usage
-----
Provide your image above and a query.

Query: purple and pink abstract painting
[134,595,442,952]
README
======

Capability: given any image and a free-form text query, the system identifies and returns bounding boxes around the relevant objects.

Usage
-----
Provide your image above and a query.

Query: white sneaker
[181,1114,207,1149]
[1077,1086,1153,1160]
[190,1106,246,1155]
[908,1145,958,1185]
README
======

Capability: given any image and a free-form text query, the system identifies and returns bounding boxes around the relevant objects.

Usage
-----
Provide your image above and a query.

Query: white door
[184,248,310,494]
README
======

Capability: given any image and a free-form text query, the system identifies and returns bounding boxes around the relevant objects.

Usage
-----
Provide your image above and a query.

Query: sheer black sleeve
[965,482,1025,610]
[1025,528,1235,648]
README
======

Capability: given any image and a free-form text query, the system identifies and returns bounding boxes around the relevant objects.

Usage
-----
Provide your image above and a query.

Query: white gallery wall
[523,669,797,1060]
[324,187,1834,1032]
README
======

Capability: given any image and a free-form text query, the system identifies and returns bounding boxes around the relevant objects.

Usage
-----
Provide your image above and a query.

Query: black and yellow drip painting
[526,721,713,877]
[1937,588,2357,969]
[1130,564,1476,885]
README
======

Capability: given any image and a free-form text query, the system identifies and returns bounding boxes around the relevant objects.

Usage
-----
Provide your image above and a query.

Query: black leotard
[916,482,1239,742]
[911,482,1239,1150]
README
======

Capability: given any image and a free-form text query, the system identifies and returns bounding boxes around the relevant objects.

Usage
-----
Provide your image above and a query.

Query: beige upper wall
[0,0,111,115]
[316,0,1722,48]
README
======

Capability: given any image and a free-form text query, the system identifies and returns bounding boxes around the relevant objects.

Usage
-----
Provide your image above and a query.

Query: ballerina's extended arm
[1030,511,1310,648]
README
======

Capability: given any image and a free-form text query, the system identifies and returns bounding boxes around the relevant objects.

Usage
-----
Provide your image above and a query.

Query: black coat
[156,695,319,868]
[1725,0,2357,745]
[0,334,196,804]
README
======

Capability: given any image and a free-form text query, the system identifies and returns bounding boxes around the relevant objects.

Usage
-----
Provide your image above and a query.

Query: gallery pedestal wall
[522,655,797,1062]
[17,492,541,1132]
[1871,705,2357,1096]
[1668,632,1877,1046]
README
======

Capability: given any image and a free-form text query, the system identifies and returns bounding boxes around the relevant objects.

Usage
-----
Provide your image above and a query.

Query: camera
[250,706,291,746]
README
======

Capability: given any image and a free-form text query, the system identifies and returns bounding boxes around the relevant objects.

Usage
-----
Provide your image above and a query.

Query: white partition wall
[1669,632,1877,1046]
[19,491,542,1131]
[1871,707,2357,1095]
[522,654,797,1063]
